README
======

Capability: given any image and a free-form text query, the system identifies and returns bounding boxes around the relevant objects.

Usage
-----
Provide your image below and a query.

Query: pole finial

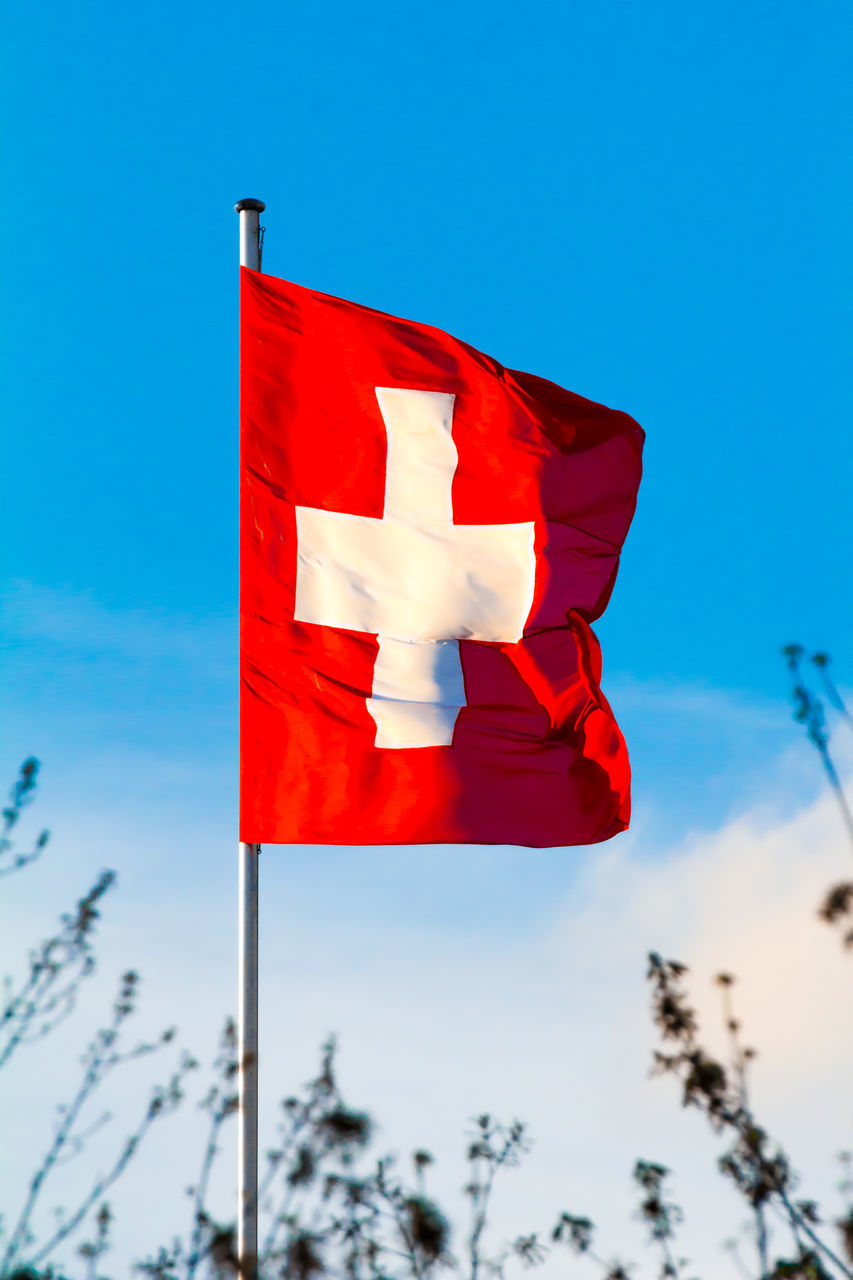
[235,201,265,271]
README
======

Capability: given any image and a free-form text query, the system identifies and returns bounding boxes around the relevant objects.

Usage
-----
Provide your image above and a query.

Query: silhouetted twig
[648,953,853,1278]
[782,646,853,951]
[1,872,115,1071]
[782,646,853,848]
[632,1160,688,1278]
[184,1022,234,1279]
[466,1115,527,1280]
[812,654,853,733]
[76,1201,112,1280]
[1,973,183,1277]
[0,759,50,878]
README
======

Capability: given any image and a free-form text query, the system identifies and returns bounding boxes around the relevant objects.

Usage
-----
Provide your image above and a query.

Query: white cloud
[2,743,851,1277]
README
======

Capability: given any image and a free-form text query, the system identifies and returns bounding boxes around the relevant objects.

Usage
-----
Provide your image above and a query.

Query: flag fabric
[240,269,643,847]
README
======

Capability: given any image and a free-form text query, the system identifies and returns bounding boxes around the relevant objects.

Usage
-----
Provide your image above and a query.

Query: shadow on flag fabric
[240,269,644,847]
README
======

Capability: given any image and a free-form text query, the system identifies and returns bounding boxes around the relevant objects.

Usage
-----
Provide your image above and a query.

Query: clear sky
[1,0,852,1273]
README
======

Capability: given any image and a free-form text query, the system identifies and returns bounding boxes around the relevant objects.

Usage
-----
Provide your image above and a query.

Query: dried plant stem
[718,984,768,1275]
[1,973,179,1276]
[813,654,853,733]
[0,758,49,878]
[186,1102,230,1279]
[1,871,114,1072]
[28,1087,176,1269]
[783,645,853,853]
[777,1186,853,1277]
[821,749,853,850]
[1,1016,124,1271]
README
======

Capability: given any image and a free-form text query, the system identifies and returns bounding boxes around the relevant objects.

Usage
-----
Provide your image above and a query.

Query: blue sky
[3,0,850,825]
[1,0,852,1272]
[3,0,850,696]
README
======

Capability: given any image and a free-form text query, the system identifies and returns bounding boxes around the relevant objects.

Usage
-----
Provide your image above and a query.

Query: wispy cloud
[4,579,793,726]
[606,671,788,731]
[1,740,850,1277]
[1,579,233,679]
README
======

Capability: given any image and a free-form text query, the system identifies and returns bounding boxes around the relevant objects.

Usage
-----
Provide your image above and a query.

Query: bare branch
[1,872,115,1071]
[0,758,50,878]
[2,972,182,1275]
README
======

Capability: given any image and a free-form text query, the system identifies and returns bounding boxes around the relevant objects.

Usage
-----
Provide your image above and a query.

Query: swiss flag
[240,269,643,847]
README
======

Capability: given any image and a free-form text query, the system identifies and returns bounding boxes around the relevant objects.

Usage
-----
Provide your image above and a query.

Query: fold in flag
[240,269,644,847]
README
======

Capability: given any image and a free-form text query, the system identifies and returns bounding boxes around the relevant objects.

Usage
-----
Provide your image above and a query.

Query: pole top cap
[234,198,266,213]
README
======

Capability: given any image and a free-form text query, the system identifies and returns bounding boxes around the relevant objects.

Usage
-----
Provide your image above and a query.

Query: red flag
[240,269,643,847]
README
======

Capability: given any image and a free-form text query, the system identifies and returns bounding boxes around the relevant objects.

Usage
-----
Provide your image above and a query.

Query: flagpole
[235,196,264,1280]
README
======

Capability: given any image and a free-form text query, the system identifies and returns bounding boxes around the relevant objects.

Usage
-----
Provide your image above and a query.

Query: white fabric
[294,388,535,748]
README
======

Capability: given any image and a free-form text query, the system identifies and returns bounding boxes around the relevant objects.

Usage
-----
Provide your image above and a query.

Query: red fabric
[240,268,644,847]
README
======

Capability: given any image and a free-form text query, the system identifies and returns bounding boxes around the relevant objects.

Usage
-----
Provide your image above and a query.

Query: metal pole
[235,196,264,1280]
[237,839,260,1279]
[235,197,265,272]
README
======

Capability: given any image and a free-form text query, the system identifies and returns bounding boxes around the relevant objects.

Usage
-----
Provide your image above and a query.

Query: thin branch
[650,954,853,1279]
[812,653,853,733]
[1,972,178,1274]
[0,758,50,878]
[782,645,853,852]
[186,1028,235,1280]
[1,871,115,1070]
[29,1071,185,1267]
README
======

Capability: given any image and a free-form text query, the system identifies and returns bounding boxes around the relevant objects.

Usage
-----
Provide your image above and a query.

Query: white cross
[294,387,536,748]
